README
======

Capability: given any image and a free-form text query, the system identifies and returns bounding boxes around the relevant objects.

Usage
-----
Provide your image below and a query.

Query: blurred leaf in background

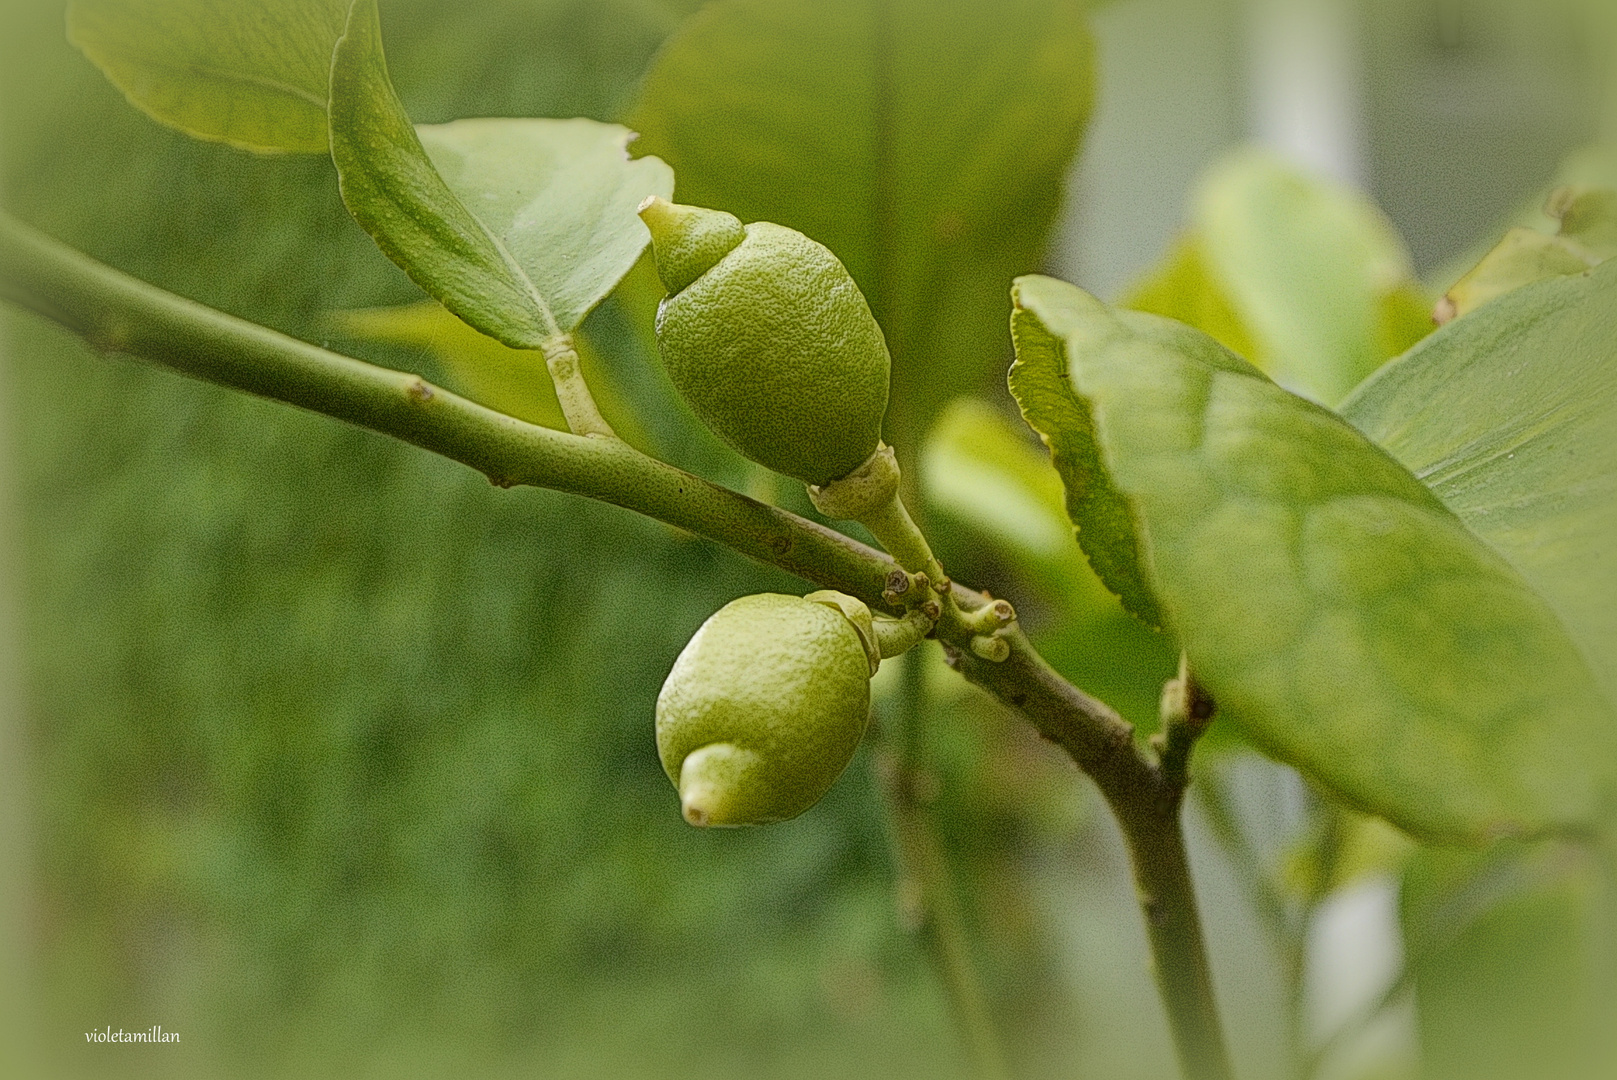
[1125,148,1432,406]
[1401,838,1616,1080]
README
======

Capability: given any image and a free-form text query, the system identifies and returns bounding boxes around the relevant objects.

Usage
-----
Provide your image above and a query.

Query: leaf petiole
[539,335,615,438]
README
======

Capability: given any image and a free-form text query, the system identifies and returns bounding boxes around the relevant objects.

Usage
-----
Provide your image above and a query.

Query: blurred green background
[0,0,1610,1078]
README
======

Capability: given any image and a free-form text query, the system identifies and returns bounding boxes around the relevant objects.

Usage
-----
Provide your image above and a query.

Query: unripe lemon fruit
[656,592,875,826]
[639,198,891,487]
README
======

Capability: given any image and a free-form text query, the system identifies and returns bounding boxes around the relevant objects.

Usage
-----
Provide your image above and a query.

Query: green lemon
[656,592,874,826]
[639,198,891,486]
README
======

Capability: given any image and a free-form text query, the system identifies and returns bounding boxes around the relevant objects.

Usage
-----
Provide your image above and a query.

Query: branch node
[1157,653,1217,790]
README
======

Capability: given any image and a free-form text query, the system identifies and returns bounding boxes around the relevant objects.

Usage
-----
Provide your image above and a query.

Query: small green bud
[638,198,891,487]
[656,592,874,826]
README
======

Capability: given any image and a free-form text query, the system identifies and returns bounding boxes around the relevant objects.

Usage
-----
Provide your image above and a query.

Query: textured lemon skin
[655,222,891,486]
[656,593,873,824]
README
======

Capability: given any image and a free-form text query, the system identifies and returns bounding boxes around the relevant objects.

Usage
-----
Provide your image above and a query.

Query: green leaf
[628,0,1094,447]
[1006,305,1163,628]
[328,0,673,348]
[1010,273,1616,843]
[416,120,676,335]
[1125,149,1432,406]
[1342,259,1617,709]
[68,0,352,154]
[1120,236,1264,365]
[1402,840,1616,1080]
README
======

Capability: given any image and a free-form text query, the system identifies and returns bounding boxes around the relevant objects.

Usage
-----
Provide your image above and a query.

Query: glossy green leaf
[1402,839,1616,1080]
[629,0,1094,448]
[1010,273,1617,843]
[1126,149,1431,406]
[1343,259,1617,708]
[68,0,351,154]
[329,0,673,349]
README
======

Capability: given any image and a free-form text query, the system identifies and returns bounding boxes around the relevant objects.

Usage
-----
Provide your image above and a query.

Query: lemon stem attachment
[873,609,935,659]
[540,334,615,438]
[810,445,1017,660]
[859,492,946,591]
[808,445,946,591]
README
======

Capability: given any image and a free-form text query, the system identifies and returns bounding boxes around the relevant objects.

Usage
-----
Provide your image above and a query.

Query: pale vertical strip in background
[1051,0,1243,299]
[1244,0,1368,186]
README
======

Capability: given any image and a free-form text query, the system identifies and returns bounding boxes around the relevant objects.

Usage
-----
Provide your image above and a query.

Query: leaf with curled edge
[1008,303,1163,628]
[1010,273,1616,844]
